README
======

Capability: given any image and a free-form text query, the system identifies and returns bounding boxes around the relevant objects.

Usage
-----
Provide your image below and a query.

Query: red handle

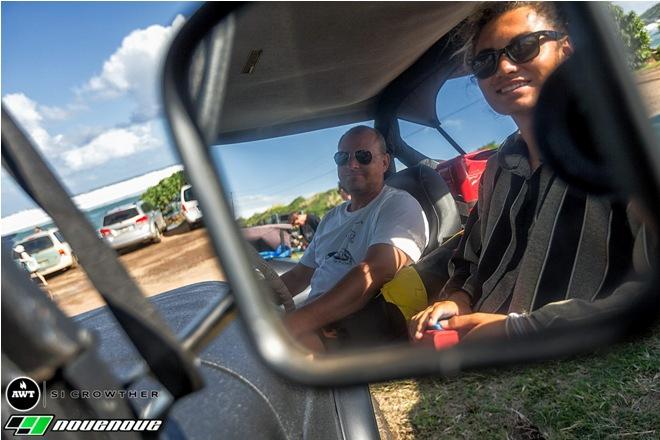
[414,329,460,350]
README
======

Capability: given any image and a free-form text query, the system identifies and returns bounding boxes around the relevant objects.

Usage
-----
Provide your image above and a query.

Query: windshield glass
[399,76,518,160]
[211,122,372,224]
[21,236,54,253]
[103,208,139,226]
[183,188,195,202]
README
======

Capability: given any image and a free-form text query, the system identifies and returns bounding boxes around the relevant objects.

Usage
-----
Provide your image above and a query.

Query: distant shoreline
[2,194,142,242]
[2,164,183,236]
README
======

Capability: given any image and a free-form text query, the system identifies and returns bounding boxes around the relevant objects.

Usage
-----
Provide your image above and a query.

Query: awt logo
[5,377,40,412]
[12,383,37,399]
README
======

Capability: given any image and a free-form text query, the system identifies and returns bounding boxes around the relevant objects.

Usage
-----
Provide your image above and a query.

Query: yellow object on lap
[380,266,427,321]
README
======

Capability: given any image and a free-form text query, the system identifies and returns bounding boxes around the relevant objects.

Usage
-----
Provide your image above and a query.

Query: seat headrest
[386,164,461,257]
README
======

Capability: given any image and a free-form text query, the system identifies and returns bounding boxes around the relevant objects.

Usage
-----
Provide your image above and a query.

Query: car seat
[385,164,461,257]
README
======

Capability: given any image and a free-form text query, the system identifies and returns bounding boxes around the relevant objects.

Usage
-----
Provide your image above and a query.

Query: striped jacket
[443,134,650,335]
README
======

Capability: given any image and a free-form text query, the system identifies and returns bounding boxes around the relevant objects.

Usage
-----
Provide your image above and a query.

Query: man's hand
[409,291,471,340]
[279,263,315,298]
[439,313,507,341]
[283,313,326,352]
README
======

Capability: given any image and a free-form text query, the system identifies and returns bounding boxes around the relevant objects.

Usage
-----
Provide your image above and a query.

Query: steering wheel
[245,245,296,312]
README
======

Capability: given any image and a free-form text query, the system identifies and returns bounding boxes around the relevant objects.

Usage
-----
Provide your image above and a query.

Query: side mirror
[161,2,660,386]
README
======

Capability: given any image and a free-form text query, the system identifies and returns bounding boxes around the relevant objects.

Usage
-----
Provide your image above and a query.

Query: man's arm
[284,243,409,337]
[280,263,315,298]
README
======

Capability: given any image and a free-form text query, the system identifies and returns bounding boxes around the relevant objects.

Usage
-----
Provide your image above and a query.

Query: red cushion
[436,149,495,204]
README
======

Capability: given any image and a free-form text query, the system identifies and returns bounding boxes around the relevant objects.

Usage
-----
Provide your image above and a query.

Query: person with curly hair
[409,2,651,342]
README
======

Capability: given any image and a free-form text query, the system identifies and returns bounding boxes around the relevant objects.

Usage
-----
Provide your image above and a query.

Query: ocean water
[5,195,141,246]
[650,23,660,47]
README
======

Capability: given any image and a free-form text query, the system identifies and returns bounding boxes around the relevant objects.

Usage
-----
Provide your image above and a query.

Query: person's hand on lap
[408,291,472,340]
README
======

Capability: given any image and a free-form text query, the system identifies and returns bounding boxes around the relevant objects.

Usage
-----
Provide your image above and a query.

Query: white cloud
[1,93,66,153]
[81,14,186,120]
[3,15,188,186]
[614,1,656,15]
[38,104,70,120]
[62,121,163,170]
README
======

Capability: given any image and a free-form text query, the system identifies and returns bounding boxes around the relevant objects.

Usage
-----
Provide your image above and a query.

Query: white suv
[16,229,77,276]
[181,184,203,227]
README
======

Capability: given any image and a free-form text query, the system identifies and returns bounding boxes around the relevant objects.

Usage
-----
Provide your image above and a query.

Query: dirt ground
[47,226,224,316]
[637,66,660,116]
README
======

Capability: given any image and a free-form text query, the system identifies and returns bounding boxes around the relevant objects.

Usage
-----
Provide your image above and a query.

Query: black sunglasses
[334,150,377,166]
[471,30,566,80]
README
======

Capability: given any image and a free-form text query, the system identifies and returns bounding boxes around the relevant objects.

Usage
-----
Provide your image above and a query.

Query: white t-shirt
[300,185,428,301]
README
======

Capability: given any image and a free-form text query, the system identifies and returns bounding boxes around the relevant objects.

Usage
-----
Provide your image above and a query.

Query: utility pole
[229,191,235,218]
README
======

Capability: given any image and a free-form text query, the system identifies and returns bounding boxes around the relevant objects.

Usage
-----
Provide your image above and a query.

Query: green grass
[372,325,660,439]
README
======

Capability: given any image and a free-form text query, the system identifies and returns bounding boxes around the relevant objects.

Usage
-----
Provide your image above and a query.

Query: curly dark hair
[454,2,569,70]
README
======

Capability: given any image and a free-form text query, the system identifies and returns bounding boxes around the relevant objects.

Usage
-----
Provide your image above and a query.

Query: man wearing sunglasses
[410,2,645,342]
[281,125,428,350]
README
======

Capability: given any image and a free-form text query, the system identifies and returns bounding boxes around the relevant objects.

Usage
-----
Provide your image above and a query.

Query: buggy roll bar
[1,108,208,403]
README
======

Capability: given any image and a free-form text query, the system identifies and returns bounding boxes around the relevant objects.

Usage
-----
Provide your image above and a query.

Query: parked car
[99,201,166,250]
[14,228,76,276]
[1,3,658,439]
[162,193,183,224]
[180,184,203,227]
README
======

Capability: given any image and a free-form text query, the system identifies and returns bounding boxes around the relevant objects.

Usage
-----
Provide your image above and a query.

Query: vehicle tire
[152,226,162,244]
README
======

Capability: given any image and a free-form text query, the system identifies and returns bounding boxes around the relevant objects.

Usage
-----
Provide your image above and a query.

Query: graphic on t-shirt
[347,220,363,244]
[326,249,355,265]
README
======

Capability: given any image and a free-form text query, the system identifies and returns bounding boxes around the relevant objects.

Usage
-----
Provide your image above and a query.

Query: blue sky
[2,1,656,223]
[2,2,200,219]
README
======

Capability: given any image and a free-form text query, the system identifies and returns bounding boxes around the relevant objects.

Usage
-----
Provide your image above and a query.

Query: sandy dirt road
[44,67,659,317]
[47,226,224,316]
[638,66,660,116]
